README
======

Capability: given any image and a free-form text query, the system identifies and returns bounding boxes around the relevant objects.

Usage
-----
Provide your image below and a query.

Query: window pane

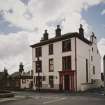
[36,60,42,72]
[36,47,42,57]
[93,66,95,74]
[62,39,71,52]
[49,44,53,55]
[49,76,54,88]
[49,59,54,72]
[62,56,71,70]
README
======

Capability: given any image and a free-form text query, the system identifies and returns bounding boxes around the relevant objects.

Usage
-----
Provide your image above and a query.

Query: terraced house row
[30,24,101,92]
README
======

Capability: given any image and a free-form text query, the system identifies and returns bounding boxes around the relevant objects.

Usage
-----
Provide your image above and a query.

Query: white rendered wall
[32,38,76,89]
[32,37,101,91]
[76,38,90,91]
[76,38,101,91]
[90,41,101,80]
[20,79,33,89]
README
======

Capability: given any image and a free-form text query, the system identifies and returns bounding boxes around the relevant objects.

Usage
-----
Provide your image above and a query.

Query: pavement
[0,91,105,105]
[0,95,29,103]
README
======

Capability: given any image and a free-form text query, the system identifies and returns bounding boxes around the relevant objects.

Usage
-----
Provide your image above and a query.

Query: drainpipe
[32,61,36,90]
[75,36,77,92]
[103,55,105,95]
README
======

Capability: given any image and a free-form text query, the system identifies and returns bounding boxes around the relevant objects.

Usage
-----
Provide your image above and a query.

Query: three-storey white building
[31,25,101,92]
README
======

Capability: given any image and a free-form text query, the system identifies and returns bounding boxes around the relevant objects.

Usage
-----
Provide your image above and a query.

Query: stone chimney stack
[44,30,49,40]
[43,30,48,40]
[79,24,84,38]
[55,25,61,37]
[41,30,49,41]
[90,32,97,44]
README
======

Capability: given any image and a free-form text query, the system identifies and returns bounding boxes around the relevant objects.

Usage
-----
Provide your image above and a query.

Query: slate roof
[30,32,91,48]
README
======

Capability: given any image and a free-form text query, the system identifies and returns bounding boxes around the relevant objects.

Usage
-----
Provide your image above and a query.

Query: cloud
[0,13,23,34]
[0,0,32,31]
[20,0,30,5]
[0,31,36,73]
[0,0,105,73]
[0,0,104,34]
[0,28,42,73]
[101,9,105,15]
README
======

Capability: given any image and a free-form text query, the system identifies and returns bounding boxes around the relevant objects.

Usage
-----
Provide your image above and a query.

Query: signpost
[37,57,40,92]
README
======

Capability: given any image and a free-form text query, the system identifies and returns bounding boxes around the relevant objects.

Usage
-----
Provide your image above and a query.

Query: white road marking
[43,97,66,104]
[31,96,41,99]
[43,96,59,99]
[31,96,59,99]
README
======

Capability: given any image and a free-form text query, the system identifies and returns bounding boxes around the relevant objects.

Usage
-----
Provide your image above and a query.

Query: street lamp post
[103,55,105,95]
[37,57,40,92]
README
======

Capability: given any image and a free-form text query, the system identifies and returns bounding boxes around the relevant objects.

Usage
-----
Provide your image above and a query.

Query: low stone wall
[41,84,59,89]
[81,83,97,91]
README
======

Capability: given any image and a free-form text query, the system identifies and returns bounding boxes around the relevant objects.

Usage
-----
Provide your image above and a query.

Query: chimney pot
[79,24,84,37]
[55,25,61,37]
[43,29,49,41]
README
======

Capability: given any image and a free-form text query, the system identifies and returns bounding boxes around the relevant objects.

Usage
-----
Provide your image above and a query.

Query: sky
[0,0,105,74]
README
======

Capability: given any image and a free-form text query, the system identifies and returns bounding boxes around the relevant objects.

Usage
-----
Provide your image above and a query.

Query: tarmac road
[0,91,105,105]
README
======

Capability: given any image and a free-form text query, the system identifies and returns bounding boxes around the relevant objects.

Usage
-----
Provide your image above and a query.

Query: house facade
[8,63,33,90]
[10,71,33,90]
[31,25,101,92]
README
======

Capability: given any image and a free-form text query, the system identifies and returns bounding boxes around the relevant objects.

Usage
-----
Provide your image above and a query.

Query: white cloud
[0,0,105,73]
[0,31,39,73]
[0,0,104,34]
[101,9,105,15]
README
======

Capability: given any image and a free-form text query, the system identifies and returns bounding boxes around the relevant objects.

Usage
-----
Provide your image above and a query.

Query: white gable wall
[90,42,101,80]
[76,38,101,91]
[76,38,90,91]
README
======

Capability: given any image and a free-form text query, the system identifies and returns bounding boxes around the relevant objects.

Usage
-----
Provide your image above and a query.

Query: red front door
[64,75,69,91]
[59,70,76,92]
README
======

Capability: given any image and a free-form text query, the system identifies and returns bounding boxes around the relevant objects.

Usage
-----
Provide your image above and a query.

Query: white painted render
[76,37,101,91]
[20,78,33,89]
[32,35,101,91]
